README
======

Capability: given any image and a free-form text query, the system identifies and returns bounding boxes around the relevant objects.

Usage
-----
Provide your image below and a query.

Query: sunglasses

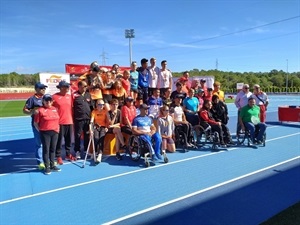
[97,104,104,106]
[164,110,169,112]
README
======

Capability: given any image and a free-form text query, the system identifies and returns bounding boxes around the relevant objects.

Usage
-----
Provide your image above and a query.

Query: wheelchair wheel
[236,131,246,145]
[262,133,266,147]
[129,136,141,162]
[175,130,188,151]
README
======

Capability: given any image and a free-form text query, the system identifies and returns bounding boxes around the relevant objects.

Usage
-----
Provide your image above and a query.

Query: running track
[0,96,299,225]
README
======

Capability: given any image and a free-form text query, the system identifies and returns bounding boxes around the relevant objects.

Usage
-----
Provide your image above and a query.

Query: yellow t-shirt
[213,90,225,102]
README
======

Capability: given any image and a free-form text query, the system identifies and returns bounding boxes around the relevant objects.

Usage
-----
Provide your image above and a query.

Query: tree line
[0,69,299,93]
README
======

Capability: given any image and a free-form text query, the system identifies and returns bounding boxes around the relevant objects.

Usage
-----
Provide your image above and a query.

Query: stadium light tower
[125,29,135,65]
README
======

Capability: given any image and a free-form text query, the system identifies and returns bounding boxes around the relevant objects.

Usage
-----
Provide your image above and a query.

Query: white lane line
[0,132,299,204]
[102,156,300,225]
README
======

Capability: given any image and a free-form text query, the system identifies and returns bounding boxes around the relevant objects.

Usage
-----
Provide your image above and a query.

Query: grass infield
[0,100,26,117]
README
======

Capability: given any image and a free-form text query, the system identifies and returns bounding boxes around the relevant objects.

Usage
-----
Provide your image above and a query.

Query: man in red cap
[52,80,76,164]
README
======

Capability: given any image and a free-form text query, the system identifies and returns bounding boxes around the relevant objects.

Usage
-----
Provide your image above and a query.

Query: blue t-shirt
[24,94,43,125]
[183,97,199,112]
[129,71,139,90]
[132,115,152,133]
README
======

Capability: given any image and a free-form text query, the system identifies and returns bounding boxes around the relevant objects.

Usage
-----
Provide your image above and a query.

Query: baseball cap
[125,96,134,102]
[199,89,204,93]
[56,80,70,88]
[92,66,100,72]
[42,94,52,101]
[141,58,148,64]
[35,82,48,89]
[200,79,206,83]
[254,84,260,88]
[139,103,150,109]
[207,88,213,91]
[175,94,184,99]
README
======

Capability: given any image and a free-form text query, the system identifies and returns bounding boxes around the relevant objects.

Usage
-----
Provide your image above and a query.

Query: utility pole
[100,49,108,66]
[216,59,219,70]
[286,59,289,94]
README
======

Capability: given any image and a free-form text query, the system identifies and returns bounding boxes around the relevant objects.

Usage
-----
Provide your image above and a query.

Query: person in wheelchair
[211,95,229,125]
[132,104,163,161]
[239,97,267,145]
[170,94,194,147]
[183,88,200,126]
[199,99,235,147]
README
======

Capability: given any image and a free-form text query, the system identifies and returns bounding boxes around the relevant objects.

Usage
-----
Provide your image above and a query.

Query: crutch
[82,124,96,168]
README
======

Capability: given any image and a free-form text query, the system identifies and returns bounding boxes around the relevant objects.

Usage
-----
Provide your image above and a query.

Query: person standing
[148,57,160,97]
[235,84,252,135]
[73,81,92,159]
[158,60,172,97]
[23,82,48,170]
[251,84,269,123]
[212,81,225,102]
[138,58,150,104]
[129,61,139,102]
[52,80,76,165]
[34,94,61,175]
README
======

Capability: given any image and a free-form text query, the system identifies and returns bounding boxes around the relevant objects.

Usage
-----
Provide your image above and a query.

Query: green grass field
[0,100,27,117]
[0,98,234,118]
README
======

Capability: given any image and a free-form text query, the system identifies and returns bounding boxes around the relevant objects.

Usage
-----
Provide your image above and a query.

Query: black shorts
[121,126,132,135]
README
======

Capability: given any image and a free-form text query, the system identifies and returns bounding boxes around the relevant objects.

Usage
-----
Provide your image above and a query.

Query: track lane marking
[102,156,300,225]
[0,132,299,204]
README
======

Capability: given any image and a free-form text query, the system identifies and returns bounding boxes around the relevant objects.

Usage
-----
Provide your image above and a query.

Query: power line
[141,15,300,53]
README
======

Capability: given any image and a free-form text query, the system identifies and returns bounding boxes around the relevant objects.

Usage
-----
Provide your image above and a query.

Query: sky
[0,0,299,74]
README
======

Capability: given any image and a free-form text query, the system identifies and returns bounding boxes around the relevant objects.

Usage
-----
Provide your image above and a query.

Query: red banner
[65,64,130,74]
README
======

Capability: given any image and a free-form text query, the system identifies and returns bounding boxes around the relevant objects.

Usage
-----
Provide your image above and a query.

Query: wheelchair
[174,124,197,152]
[128,135,168,167]
[236,125,266,147]
[193,123,223,150]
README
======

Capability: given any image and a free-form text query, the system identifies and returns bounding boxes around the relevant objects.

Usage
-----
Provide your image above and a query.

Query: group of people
[24,59,268,175]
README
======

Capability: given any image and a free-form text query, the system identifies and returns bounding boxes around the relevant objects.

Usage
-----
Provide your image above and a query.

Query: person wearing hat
[23,82,48,170]
[170,82,187,103]
[158,60,172,97]
[235,84,252,135]
[86,64,103,107]
[212,81,225,102]
[137,58,150,104]
[89,99,109,163]
[200,78,208,94]
[132,104,163,161]
[52,80,76,165]
[203,87,213,101]
[251,84,269,123]
[34,94,61,174]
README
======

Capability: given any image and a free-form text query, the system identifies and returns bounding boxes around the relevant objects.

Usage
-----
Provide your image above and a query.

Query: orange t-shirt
[91,109,107,127]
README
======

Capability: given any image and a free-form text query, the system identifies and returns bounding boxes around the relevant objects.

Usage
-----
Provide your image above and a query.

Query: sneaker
[116,152,122,160]
[96,153,102,163]
[66,154,76,161]
[57,157,63,165]
[255,140,263,145]
[226,141,236,147]
[51,166,61,172]
[44,167,51,175]
[76,151,81,160]
[155,153,163,160]
[38,163,45,170]
[152,154,158,161]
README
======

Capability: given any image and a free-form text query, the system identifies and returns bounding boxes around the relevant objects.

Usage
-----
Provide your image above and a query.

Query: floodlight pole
[125,29,135,65]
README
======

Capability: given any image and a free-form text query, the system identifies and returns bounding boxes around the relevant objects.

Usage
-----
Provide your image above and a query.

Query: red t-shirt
[52,93,73,125]
[34,106,60,133]
[121,79,131,96]
[121,105,136,126]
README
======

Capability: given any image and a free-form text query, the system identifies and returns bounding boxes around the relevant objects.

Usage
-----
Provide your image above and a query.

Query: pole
[286,59,288,94]
[129,37,132,65]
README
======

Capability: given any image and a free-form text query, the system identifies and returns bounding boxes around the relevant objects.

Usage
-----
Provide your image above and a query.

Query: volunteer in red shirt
[52,80,76,165]
[34,94,61,175]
